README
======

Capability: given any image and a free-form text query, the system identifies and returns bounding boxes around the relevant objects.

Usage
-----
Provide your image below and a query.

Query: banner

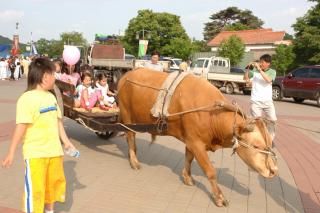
[11,35,19,56]
[138,40,148,58]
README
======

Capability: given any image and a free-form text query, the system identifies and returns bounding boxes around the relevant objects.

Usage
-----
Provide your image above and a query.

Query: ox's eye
[253,145,259,149]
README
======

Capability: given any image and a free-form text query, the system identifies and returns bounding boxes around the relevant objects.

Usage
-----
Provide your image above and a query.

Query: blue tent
[0,44,11,58]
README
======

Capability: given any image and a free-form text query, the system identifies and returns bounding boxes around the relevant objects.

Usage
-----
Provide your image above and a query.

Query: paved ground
[0,79,319,213]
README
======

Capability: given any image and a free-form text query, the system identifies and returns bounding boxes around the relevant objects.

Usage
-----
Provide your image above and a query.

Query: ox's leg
[126,131,140,170]
[191,144,228,207]
[182,147,195,186]
[151,134,157,143]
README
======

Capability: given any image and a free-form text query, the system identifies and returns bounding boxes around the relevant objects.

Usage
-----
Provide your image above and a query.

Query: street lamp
[136,29,151,40]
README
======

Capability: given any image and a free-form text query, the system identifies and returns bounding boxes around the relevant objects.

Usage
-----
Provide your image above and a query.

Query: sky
[0,0,315,44]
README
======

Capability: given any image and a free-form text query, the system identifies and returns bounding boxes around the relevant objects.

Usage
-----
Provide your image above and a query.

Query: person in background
[144,51,164,72]
[179,61,188,72]
[60,62,79,87]
[95,72,116,108]
[8,56,16,80]
[22,57,31,77]
[14,61,21,80]
[53,59,63,79]
[0,58,8,80]
[2,57,76,213]
[244,54,277,142]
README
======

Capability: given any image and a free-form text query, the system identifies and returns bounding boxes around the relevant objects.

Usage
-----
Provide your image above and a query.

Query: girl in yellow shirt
[2,57,77,213]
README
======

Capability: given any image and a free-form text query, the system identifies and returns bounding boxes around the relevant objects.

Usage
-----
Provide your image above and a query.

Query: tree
[60,31,87,47]
[191,39,211,52]
[203,7,264,41]
[284,33,294,40]
[122,10,192,58]
[162,38,193,60]
[272,45,295,76]
[36,38,53,56]
[35,31,87,58]
[217,35,245,66]
[292,0,320,65]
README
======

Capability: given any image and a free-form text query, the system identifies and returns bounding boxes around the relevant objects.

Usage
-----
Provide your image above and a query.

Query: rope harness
[230,102,277,162]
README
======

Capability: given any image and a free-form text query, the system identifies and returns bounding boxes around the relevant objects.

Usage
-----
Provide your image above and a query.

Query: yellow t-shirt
[16,90,64,159]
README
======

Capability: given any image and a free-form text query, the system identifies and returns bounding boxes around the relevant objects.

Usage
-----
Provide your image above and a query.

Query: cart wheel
[95,131,117,140]
[53,85,64,114]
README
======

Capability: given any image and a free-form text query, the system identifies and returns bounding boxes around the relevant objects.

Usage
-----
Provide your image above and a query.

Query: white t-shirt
[144,62,164,72]
[251,72,273,101]
[96,82,108,97]
[76,84,96,100]
[0,61,8,78]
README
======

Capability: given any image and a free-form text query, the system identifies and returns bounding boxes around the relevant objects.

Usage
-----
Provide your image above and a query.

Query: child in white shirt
[95,73,116,108]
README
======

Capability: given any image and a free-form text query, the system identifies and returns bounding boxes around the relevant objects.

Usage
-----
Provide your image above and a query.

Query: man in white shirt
[244,54,277,141]
[144,51,164,72]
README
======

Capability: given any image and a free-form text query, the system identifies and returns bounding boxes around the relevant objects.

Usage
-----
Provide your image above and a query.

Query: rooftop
[208,28,286,46]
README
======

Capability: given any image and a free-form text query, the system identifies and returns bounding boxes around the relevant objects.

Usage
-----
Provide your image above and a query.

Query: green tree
[122,9,192,58]
[217,35,245,66]
[293,0,320,65]
[162,38,193,60]
[191,39,211,52]
[284,33,294,40]
[60,31,87,47]
[272,45,295,76]
[204,7,263,41]
[35,31,87,58]
[36,38,52,56]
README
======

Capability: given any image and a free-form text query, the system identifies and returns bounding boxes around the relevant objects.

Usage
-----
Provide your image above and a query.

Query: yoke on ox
[117,68,278,207]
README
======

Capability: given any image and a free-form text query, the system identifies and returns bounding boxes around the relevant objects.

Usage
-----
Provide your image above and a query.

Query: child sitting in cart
[95,73,117,108]
[74,71,109,111]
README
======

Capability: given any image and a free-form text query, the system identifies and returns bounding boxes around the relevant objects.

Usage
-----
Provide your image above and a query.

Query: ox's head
[235,118,278,178]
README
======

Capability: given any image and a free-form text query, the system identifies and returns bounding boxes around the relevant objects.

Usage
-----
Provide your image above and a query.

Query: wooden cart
[54,80,164,139]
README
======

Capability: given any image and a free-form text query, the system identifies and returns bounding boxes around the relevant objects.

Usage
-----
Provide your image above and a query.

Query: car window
[292,68,310,77]
[213,60,218,66]
[204,60,209,68]
[309,68,320,78]
[195,59,205,68]
[173,59,182,66]
[218,60,223,66]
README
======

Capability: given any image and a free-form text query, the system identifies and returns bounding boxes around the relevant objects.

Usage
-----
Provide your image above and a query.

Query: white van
[192,57,230,77]
[163,57,182,72]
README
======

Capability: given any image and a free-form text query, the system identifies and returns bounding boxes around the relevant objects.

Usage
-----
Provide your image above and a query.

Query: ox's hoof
[183,176,194,186]
[214,198,229,207]
[129,161,141,170]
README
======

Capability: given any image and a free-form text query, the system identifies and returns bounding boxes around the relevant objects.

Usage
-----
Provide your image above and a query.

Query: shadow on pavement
[68,123,251,202]
[259,175,315,213]
[55,161,86,213]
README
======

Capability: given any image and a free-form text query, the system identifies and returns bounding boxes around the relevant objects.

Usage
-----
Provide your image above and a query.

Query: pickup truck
[192,57,250,94]
[87,44,170,86]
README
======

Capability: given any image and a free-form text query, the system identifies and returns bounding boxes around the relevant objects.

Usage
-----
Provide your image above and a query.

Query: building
[207,28,291,67]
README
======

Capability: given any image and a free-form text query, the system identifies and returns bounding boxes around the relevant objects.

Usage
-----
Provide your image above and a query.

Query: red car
[272,65,320,107]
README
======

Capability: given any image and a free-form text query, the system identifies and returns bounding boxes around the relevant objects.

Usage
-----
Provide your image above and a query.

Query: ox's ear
[236,123,254,135]
[244,124,255,132]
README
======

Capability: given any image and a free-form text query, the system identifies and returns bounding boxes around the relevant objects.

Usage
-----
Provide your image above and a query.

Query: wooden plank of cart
[54,79,164,140]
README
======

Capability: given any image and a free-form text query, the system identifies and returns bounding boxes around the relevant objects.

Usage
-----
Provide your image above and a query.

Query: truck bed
[207,72,246,83]
[91,59,134,69]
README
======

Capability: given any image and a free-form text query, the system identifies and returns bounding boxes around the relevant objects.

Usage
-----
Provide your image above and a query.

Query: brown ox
[117,68,278,207]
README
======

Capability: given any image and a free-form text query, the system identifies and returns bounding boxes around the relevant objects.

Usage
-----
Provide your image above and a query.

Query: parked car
[272,65,320,107]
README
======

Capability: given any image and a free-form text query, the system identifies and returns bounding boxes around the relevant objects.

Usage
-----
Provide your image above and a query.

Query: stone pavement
[0,79,319,212]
